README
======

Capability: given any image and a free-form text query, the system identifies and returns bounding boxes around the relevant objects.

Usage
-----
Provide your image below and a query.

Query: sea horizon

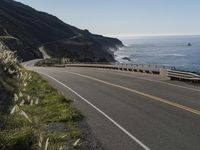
[111,34,200,40]
[115,35,200,73]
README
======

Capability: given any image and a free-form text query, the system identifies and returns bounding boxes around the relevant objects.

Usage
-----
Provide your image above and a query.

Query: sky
[15,0,200,37]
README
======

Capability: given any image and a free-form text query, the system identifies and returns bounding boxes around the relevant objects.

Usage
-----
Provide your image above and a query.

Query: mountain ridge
[0,0,123,62]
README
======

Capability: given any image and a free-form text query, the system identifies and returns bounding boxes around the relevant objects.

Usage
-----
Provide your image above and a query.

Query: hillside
[0,0,123,62]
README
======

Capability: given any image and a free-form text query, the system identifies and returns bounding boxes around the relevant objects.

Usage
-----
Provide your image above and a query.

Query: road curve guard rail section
[65,63,200,82]
[65,63,172,75]
[167,69,200,82]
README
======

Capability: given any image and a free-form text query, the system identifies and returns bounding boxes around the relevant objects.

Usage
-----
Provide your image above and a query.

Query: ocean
[115,35,200,72]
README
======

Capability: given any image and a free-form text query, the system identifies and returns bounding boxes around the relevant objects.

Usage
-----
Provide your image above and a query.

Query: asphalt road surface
[25,65,200,150]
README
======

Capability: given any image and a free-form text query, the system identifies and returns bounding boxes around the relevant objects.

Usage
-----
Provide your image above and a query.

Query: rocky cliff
[0,0,123,62]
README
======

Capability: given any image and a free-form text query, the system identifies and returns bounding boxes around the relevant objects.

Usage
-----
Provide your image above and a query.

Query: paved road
[26,65,200,150]
[22,59,42,67]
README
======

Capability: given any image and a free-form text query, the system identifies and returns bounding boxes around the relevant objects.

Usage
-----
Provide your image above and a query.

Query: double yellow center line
[63,70,200,116]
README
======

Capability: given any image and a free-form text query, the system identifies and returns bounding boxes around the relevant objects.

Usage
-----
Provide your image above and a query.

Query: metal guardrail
[65,63,200,82]
[66,62,174,70]
[39,59,200,82]
[65,63,173,75]
[167,69,200,82]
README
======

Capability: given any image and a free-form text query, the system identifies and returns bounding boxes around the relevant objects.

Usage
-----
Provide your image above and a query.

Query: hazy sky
[15,0,200,37]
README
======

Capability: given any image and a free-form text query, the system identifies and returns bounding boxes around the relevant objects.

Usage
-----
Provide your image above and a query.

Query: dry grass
[0,48,85,149]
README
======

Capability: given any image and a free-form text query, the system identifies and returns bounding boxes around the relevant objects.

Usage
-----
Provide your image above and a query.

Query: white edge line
[39,72,151,150]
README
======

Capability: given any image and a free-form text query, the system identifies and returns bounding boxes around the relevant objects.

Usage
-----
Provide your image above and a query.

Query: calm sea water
[115,35,200,72]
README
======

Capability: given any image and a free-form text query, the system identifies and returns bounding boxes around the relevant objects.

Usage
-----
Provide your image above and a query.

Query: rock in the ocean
[122,57,131,61]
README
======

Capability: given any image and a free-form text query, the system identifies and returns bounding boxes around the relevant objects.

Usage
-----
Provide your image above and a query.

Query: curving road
[24,64,200,150]
[38,34,82,59]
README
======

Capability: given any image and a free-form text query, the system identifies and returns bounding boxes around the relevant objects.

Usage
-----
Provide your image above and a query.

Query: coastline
[114,35,200,73]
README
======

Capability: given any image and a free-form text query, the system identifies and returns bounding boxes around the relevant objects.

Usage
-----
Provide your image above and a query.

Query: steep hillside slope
[0,0,123,61]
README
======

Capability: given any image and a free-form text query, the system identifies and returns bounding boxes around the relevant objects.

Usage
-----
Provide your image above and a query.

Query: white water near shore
[115,35,200,72]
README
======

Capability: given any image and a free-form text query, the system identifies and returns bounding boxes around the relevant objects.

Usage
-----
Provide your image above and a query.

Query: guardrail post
[160,69,168,78]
